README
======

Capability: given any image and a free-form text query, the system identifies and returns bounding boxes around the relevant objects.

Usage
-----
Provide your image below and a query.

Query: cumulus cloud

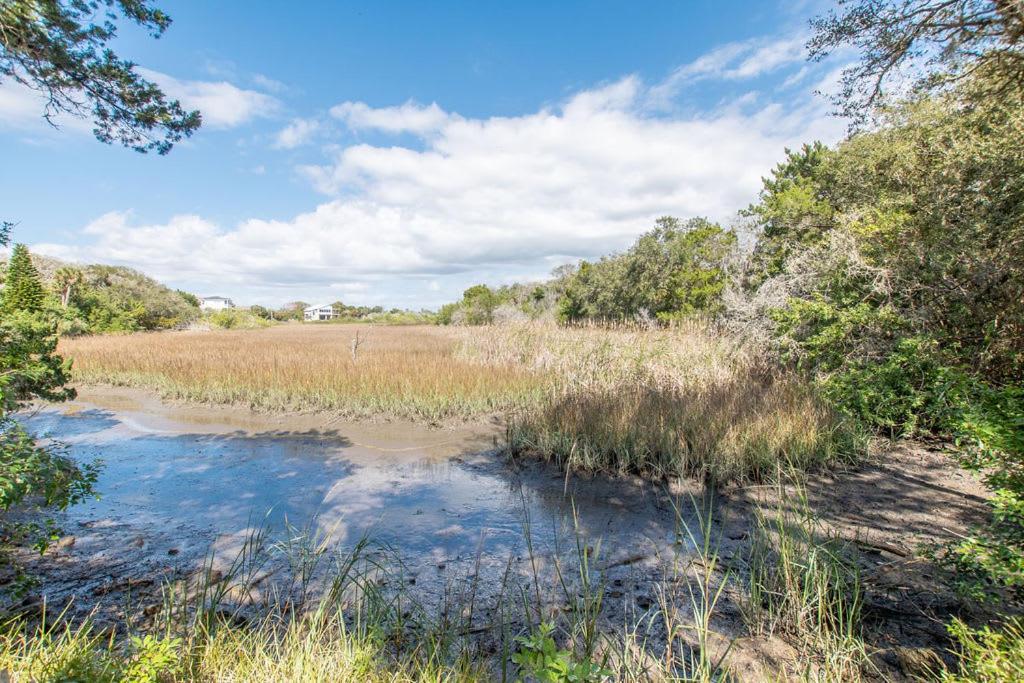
[34,38,845,307]
[139,69,280,128]
[728,36,807,79]
[1,69,280,136]
[330,100,454,135]
[274,117,321,149]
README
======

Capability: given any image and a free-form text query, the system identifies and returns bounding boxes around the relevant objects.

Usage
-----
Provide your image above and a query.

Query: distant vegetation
[437,216,736,325]
[251,300,434,325]
[0,251,200,335]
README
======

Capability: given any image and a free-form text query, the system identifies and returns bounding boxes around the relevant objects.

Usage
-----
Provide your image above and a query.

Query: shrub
[941,618,1024,683]
[207,309,272,330]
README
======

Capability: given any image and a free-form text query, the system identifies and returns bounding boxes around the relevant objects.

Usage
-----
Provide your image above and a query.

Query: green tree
[1,243,45,313]
[53,265,83,307]
[744,143,836,283]
[558,217,736,322]
[0,0,201,154]
[275,301,309,321]
[810,0,1024,121]
[0,228,94,586]
[176,289,199,308]
[249,304,272,320]
[460,285,502,325]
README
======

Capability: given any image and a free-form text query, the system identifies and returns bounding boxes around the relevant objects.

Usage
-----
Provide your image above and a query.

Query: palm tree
[53,266,83,308]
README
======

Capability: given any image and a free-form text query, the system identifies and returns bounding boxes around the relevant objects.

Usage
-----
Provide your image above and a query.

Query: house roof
[304,303,333,311]
[200,296,232,301]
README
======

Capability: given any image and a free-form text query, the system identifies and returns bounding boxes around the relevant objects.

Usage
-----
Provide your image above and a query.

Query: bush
[0,419,98,571]
[206,309,272,330]
[942,617,1024,683]
[0,239,98,594]
[737,75,1024,603]
[558,216,736,323]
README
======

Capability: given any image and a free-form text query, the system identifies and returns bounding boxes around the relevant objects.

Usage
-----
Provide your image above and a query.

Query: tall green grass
[0,500,745,682]
[743,480,870,681]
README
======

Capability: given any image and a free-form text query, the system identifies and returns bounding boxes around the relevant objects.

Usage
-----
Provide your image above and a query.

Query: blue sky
[1,0,847,308]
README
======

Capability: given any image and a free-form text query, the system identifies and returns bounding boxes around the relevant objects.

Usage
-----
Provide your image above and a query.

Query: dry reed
[59,324,545,422]
[457,322,859,482]
[60,321,860,482]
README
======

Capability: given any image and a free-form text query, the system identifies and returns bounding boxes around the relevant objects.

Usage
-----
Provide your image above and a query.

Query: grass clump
[743,482,869,681]
[481,322,860,483]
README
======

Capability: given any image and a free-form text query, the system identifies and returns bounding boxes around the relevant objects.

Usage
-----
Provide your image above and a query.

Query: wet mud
[13,387,697,628]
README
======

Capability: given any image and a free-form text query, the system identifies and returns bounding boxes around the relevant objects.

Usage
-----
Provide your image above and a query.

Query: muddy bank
[9,387,997,681]
[12,387,699,627]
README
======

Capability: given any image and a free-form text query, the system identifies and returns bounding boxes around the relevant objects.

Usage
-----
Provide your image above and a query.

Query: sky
[0,0,848,309]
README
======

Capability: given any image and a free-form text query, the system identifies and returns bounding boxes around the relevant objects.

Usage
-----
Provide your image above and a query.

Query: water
[17,388,687,611]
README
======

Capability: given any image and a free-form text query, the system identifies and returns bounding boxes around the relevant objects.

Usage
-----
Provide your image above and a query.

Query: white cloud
[647,34,808,107]
[139,69,280,128]
[727,36,806,79]
[274,117,321,149]
[34,37,844,307]
[330,100,454,135]
[0,79,94,135]
[251,73,288,94]
[1,70,280,138]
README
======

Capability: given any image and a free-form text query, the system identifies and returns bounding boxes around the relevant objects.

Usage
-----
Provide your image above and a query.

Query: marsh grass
[743,480,871,682]
[0,497,744,682]
[476,323,862,482]
[60,325,546,422]
[60,321,861,481]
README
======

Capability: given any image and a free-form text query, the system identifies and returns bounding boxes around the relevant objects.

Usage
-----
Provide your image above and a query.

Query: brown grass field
[59,322,858,481]
[60,324,544,421]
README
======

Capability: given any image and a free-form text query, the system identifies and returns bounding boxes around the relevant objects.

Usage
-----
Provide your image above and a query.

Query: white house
[199,296,235,311]
[304,303,338,321]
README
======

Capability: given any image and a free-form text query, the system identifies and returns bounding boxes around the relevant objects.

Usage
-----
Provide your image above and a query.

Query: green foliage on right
[743,71,1024,602]
[941,617,1024,683]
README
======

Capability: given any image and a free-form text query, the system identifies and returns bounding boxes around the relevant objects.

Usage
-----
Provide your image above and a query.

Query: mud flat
[10,386,996,680]
[13,387,697,626]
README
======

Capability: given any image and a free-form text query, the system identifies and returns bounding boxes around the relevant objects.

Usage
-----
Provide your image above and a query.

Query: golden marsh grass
[60,324,545,422]
[60,322,858,481]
